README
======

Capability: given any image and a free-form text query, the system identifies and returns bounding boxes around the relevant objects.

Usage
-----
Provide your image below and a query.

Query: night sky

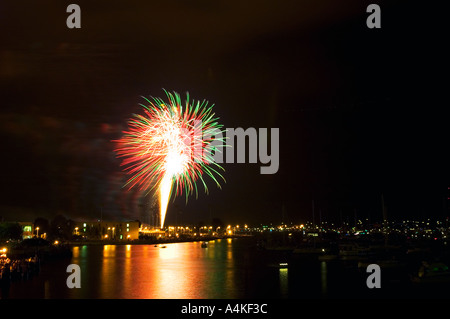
[0,1,448,226]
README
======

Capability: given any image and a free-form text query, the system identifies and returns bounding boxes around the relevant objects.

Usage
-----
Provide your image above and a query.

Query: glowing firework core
[115,90,225,229]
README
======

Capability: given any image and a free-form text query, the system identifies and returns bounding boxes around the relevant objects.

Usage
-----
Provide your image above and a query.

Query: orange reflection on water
[72,246,79,258]
[152,242,206,298]
[123,245,132,295]
[74,240,241,298]
[100,245,117,298]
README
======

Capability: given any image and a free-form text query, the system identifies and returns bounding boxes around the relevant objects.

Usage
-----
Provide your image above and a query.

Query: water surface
[8,238,449,299]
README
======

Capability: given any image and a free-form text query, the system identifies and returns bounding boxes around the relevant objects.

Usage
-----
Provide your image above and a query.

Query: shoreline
[64,234,254,246]
[4,235,254,259]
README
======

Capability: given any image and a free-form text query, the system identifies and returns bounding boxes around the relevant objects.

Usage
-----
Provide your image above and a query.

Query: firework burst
[114,90,226,228]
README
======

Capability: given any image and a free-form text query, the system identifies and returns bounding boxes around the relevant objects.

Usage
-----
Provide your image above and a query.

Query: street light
[36,227,40,238]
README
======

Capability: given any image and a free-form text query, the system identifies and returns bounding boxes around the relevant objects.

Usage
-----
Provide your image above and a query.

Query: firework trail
[114,90,226,228]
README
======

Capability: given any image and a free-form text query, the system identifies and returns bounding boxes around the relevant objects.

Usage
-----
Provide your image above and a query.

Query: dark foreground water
[7,238,450,299]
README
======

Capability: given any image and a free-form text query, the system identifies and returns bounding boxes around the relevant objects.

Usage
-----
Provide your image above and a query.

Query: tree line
[0,215,76,243]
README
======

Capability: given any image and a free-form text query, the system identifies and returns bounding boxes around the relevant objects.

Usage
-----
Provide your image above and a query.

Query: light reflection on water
[68,240,241,299]
[10,237,450,299]
[279,268,288,298]
[69,241,449,300]
[9,238,319,299]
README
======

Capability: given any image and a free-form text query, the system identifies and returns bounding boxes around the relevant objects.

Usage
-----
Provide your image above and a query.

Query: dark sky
[0,0,448,225]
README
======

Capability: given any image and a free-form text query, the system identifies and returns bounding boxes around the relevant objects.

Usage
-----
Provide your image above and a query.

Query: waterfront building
[139,225,166,238]
[73,220,140,241]
[18,222,34,239]
[0,221,34,240]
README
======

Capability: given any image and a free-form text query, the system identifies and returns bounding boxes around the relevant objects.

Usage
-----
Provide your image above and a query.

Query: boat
[201,242,208,248]
[160,245,167,248]
[265,245,295,252]
[357,258,406,270]
[268,262,289,268]
[318,254,338,261]
[293,247,323,254]
[411,262,450,284]
[338,242,371,260]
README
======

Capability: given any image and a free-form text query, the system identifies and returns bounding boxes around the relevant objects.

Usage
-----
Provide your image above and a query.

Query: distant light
[104,234,108,238]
